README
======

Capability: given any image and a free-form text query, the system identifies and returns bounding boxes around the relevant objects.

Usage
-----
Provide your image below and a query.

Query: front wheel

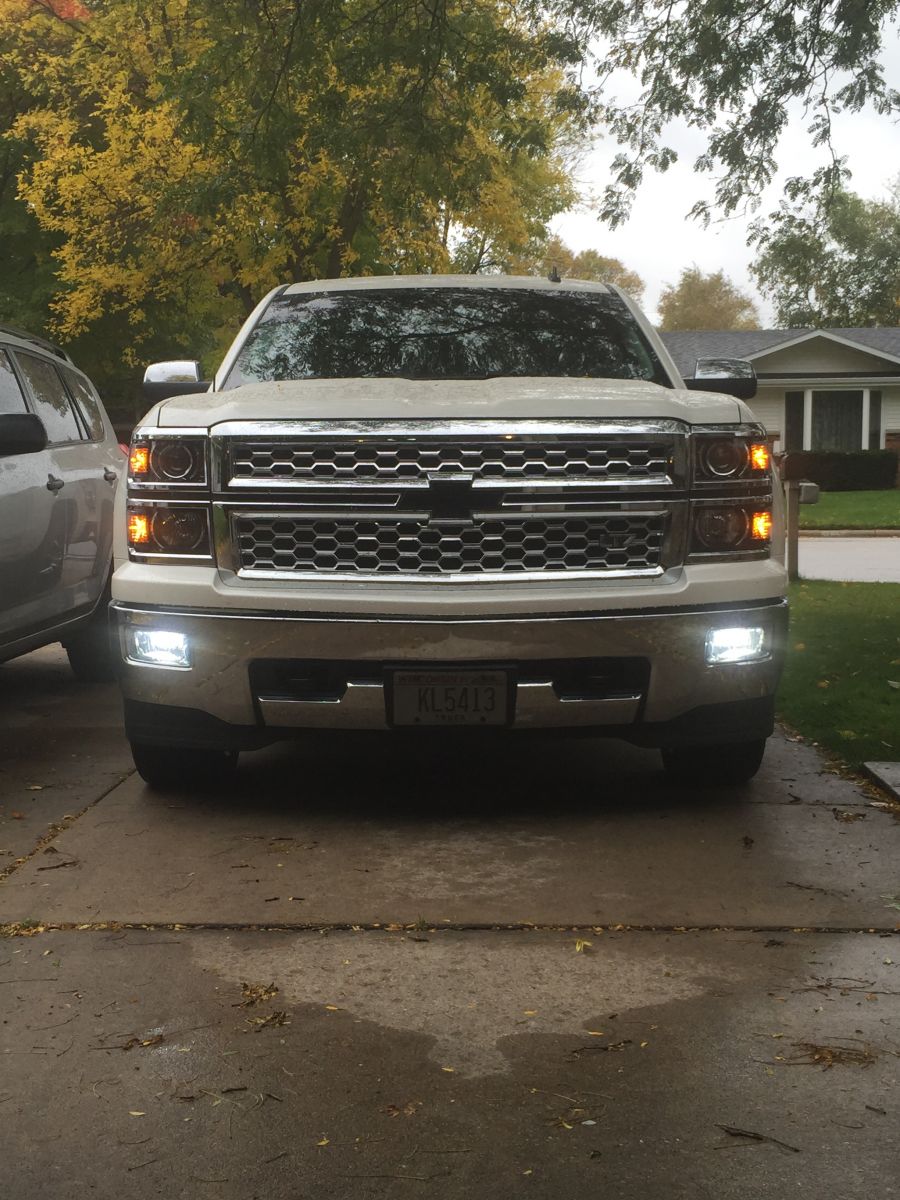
[661,738,766,787]
[130,742,238,790]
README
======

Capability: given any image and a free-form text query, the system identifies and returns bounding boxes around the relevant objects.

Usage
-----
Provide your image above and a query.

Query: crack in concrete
[2,920,898,936]
[0,769,135,884]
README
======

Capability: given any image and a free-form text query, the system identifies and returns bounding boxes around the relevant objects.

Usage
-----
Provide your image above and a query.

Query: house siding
[883,386,900,439]
[752,341,898,374]
[746,388,785,447]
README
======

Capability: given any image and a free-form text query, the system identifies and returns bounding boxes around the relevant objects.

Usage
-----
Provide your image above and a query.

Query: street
[800,535,900,582]
[2,647,899,1199]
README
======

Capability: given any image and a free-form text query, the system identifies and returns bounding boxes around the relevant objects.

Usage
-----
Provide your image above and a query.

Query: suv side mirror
[684,357,757,401]
[143,360,211,404]
[0,412,48,457]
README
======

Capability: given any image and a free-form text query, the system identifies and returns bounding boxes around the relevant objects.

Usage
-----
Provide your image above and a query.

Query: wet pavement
[2,647,899,1199]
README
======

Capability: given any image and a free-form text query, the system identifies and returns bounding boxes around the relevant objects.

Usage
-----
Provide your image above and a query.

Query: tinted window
[0,349,27,414]
[64,368,106,441]
[224,288,671,389]
[15,352,82,443]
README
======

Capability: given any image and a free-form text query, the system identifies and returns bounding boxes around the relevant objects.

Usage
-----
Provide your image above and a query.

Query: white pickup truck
[112,275,787,788]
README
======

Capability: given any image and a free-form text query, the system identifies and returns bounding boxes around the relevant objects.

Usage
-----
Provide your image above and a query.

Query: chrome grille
[228,437,674,486]
[233,513,667,578]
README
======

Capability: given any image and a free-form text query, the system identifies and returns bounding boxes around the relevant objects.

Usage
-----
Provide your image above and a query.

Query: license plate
[391,670,509,727]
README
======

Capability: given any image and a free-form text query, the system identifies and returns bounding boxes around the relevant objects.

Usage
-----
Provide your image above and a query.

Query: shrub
[781,449,898,490]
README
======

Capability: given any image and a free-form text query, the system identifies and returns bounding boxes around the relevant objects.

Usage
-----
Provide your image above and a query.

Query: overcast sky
[554,29,900,325]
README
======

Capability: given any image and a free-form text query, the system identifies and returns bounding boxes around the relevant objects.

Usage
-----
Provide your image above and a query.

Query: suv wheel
[661,738,766,787]
[130,742,239,789]
[64,603,116,682]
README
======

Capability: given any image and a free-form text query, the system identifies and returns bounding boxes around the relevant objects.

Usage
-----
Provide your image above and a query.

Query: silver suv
[0,326,123,679]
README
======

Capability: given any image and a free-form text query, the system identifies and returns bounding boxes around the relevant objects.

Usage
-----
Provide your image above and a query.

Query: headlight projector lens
[151,509,206,551]
[151,440,197,481]
[702,439,748,478]
[695,506,749,550]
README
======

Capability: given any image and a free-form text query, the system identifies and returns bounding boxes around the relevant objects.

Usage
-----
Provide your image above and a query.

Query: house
[660,328,900,461]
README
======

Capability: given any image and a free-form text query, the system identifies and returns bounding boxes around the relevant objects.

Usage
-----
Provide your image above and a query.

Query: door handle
[46,474,65,492]
[102,468,117,484]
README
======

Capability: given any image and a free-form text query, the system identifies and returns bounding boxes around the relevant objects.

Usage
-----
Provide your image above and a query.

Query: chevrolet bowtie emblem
[423,473,478,525]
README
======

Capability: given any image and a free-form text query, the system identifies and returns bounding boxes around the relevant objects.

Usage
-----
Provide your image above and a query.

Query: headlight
[127,504,212,557]
[694,432,770,482]
[129,436,207,485]
[691,506,772,555]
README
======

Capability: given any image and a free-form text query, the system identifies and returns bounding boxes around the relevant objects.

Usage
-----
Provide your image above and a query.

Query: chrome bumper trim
[113,599,787,733]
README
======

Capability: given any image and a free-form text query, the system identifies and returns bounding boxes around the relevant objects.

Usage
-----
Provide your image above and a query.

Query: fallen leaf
[238,981,278,1008]
[10,812,24,820]
[324,1005,339,1012]
[129,1111,145,1117]
[574,939,592,953]
[317,1137,329,1147]
[441,1066,455,1073]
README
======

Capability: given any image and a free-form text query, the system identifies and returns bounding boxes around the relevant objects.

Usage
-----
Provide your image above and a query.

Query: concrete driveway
[800,535,900,582]
[2,647,899,1199]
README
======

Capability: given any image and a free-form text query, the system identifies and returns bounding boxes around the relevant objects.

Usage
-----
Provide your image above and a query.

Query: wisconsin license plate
[391,670,509,727]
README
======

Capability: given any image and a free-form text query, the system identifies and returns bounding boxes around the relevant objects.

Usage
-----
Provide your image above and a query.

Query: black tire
[64,604,116,682]
[661,738,766,787]
[130,742,239,789]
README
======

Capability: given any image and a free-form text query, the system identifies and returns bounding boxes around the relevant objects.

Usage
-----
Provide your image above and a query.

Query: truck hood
[154,376,747,429]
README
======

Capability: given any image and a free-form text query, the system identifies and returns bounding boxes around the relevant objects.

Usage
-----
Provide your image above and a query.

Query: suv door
[0,347,62,647]
[12,350,108,616]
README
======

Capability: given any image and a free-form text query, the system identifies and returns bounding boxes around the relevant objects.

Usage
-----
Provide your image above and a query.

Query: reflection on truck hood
[154,376,745,429]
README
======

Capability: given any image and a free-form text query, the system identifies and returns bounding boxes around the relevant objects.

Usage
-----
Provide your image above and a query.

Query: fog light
[126,629,191,668]
[705,626,768,665]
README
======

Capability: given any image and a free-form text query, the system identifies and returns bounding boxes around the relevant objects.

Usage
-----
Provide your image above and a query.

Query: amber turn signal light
[129,445,150,475]
[749,443,770,471]
[751,511,773,541]
[127,512,150,545]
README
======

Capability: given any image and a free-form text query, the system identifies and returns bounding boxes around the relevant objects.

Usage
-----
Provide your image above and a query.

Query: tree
[503,235,645,300]
[4,0,585,385]
[751,187,900,327]
[553,0,900,225]
[658,267,760,330]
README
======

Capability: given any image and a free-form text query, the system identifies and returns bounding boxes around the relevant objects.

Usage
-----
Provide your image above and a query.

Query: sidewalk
[798,534,900,582]
[801,528,900,537]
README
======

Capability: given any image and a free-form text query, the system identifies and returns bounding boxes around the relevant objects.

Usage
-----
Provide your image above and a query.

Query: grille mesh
[234,513,666,576]
[229,438,673,484]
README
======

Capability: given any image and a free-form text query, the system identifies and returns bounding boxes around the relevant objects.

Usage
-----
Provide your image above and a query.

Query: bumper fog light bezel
[125,628,192,670]
[705,625,769,665]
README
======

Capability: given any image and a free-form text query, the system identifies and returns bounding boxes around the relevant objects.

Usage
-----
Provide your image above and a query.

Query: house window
[869,391,882,450]
[811,390,863,451]
[784,391,804,452]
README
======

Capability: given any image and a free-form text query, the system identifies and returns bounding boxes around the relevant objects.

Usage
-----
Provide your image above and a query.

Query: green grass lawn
[777,580,900,768]
[799,489,900,529]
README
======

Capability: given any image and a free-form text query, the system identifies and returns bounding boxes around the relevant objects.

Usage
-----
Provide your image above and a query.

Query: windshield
[222,287,672,389]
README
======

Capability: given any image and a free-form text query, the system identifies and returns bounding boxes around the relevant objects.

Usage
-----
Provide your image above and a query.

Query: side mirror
[684,357,757,401]
[143,360,211,404]
[0,412,48,457]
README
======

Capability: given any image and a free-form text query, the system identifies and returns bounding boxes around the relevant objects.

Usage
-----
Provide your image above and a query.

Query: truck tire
[64,604,116,682]
[661,738,766,787]
[130,742,238,789]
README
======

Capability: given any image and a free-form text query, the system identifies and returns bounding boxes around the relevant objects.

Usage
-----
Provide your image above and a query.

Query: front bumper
[113,598,787,749]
